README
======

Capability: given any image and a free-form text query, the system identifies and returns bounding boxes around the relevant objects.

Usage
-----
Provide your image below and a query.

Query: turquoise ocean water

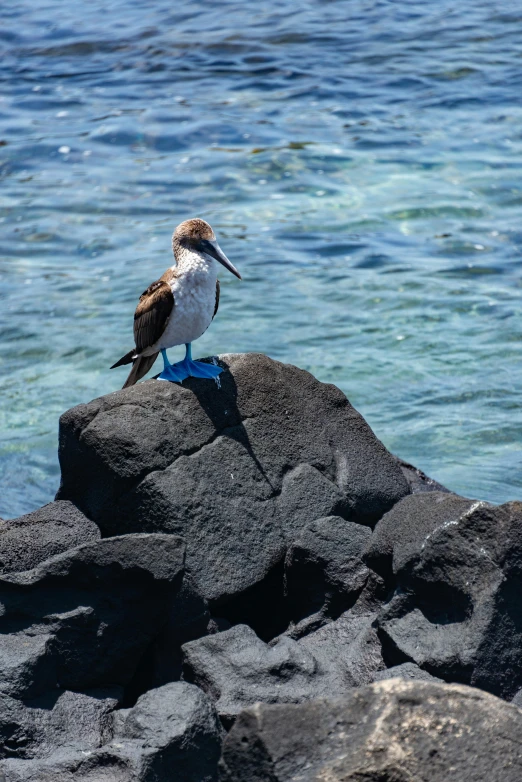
[1,0,522,518]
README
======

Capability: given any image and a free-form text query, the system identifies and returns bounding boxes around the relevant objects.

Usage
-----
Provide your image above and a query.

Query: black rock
[109,682,223,782]
[56,353,409,604]
[393,456,451,494]
[0,688,118,762]
[220,680,522,781]
[369,494,522,699]
[0,534,185,699]
[1,684,221,782]
[284,516,371,624]
[137,575,211,694]
[0,501,100,575]
[298,609,384,687]
[183,624,321,727]
[364,490,476,583]
[182,609,383,727]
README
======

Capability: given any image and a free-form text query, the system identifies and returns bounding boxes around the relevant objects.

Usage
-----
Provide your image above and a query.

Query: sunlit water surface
[1,0,522,518]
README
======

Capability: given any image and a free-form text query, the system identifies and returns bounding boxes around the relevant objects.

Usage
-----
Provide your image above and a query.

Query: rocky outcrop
[220,680,522,781]
[109,682,223,782]
[56,353,409,603]
[367,492,522,699]
[183,610,383,728]
[0,501,99,575]
[0,689,118,765]
[0,534,185,699]
[284,516,371,624]
[2,683,222,782]
[2,353,522,779]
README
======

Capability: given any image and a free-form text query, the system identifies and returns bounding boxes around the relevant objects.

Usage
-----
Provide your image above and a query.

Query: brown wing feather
[213,279,220,319]
[134,280,174,352]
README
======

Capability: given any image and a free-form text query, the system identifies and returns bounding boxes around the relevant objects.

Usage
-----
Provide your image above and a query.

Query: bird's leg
[158,348,188,383]
[161,348,170,372]
[157,343,223,383]
[181,343,224,379]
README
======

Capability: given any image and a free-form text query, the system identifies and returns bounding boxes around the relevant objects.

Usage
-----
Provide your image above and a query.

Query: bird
[111,218,241,388]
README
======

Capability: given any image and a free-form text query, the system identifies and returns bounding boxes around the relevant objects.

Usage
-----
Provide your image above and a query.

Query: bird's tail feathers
[122,353,159,389]
[110,349,136,369]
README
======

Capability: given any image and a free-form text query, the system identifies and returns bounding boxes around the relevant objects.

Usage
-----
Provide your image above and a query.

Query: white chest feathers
[157,252,218,350]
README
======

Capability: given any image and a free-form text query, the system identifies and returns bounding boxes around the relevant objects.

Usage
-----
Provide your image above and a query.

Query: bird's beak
[199,239,242,279]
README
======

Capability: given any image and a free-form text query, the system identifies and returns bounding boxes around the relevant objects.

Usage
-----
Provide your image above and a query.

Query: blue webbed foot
[158,362,190,383]
[185,358,223,379]
[157,345,223,383]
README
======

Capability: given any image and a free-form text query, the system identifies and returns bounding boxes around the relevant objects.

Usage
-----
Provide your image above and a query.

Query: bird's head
[173,218,241,279]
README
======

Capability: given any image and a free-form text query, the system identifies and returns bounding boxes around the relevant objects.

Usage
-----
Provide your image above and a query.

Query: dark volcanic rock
[298,610,384,687]
[364,491,477,582]
[1,684,221,782]
[393,456,451,494]
[108,682,222,782]
[182,610,383,727]
[183,625,322,727]
[56,353,409,603]
[0,501,100,575]
[139,575,211,693]
[284,516,371,623]
[0,534,185,699]
[368,494,522,699]
[220,680,522,782]
[0,688,117,762]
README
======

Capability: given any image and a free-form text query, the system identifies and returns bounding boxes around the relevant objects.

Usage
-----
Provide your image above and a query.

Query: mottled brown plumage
[134,279,175,354]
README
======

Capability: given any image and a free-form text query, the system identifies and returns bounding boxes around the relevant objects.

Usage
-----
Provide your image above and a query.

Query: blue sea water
[1,0,522,518]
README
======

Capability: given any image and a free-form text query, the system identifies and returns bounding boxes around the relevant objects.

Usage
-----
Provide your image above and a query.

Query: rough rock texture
[220,680,522,782]
[371,661,442,684]
[143,575,211,692]
[364,490,477,582]
[182,611,384,727]
[56,353,409,603]
[284,516,371,624]
[393,456,451,494]
[108,682,223,782]
[0,534,185,699]
[0,689,118,762]
[1,683,221,782]
[6,353,522,780]
[369,493,522,699]
[0,501,100,575]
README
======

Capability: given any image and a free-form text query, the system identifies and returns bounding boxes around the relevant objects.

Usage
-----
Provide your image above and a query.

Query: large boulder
[366,493,522,699]
[364,491,477,582]
[56,353,409,604]
[284,516,371,624]
[0,688,118,763]
[182,610,383,727]
[108,682,223,782]
[1,683,222,782]
[220,680,522,781]
[0,501,100,575]
[0,534,185,699]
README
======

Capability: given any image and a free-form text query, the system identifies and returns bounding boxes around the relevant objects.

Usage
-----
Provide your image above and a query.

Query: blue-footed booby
[111,218,241,388]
